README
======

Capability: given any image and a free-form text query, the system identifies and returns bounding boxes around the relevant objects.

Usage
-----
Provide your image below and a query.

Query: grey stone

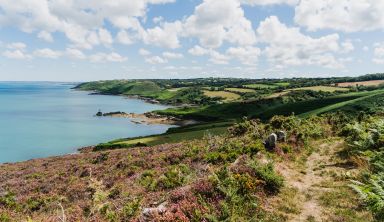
[277,131,286,142]
[264,133,277,150]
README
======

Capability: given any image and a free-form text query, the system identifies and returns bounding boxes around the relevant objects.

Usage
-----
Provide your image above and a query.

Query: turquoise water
[0,82,173,163]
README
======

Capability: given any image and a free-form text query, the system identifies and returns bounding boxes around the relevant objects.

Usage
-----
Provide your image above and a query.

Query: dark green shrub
[0,192,18,209]
[121,198,141,220]
[156,164,191,189]
[25,197,46,212]
[138,170,157,191]
[0,213,11,222]
[249,161,284,193]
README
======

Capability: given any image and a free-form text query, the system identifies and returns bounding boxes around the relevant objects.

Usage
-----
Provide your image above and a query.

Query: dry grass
[225,88,256,93]
[337,80,384,87]
[203,90,241,101]
[167,87,187,92]
[265,86,348,98]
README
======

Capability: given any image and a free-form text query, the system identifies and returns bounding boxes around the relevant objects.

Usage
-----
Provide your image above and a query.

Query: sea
[0,82,174,163]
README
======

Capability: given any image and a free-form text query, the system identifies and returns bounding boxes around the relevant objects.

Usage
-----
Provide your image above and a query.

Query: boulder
[142,202,167,218]
[264,133,277,150]
[277,131,286,142]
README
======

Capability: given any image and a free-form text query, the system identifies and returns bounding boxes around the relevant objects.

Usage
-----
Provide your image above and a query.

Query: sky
[0,0,383,81]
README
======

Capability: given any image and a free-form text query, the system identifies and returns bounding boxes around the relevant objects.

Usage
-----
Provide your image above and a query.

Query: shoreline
[98,111,199,126]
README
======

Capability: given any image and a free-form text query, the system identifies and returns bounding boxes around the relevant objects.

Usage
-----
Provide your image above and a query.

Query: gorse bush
[196,158,283,221]
[204,138,264,164]
[228,117,265,137]
[157,164,192,189]
[0,192,17,209]
[248,161,284,193]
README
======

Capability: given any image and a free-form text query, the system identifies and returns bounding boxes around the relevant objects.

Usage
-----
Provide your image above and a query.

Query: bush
[248,161,284,193]
[156,164,191,189]
[204,138,263,164]
[269,115,300,131]
[138,170,157,191]
[121,198,141,220]
[25,197,46,212]
[0,213,11,222]
[0,192,18,209]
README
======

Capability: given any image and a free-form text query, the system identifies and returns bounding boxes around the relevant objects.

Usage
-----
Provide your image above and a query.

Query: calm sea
[0,82,173,163]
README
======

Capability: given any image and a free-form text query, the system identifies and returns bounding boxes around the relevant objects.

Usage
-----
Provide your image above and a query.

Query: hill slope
[0,116,375,221]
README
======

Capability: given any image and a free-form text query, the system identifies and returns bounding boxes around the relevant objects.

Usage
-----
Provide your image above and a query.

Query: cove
[0,82,174,163]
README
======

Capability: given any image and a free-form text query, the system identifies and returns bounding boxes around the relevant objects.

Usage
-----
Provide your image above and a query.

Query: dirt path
[276,139,346,222]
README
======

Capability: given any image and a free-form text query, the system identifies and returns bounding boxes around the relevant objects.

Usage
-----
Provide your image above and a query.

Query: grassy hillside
[0,115,376,221]
[94,122,232,151]
[156,90,384,121]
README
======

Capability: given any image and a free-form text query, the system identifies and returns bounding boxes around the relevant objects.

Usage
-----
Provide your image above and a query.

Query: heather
[0,115,334,221]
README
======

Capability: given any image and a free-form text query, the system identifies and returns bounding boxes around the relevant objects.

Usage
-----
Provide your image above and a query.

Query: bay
[0,82,173,163]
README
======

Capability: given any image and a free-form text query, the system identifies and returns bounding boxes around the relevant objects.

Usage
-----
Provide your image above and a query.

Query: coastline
[98,111,198,126]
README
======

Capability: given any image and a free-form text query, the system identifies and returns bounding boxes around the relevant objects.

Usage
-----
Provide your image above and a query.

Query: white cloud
[188,45,210,56]
[89,52,127,63]
[226,46,261,65]
[188,45,230,64]
[241,0,298,6]
[295,0,384,32]
[209,51,230,64]
[37,31,53,42]
[142,21,182,49]
[116,30,134,45]
[341,40,354,53]
[139,48,151,56]
[153,16,164,24]
[66,48,86,59]
[257,16,343,69]
[98,28,113,46]
[373,42,384,64]
[0,0,176,49]
[145,56,168,64]
[2,50,31,59]
[183,0,256,48]
[6,42,27,50]
[162,52,183,59]
[33,48,62,59]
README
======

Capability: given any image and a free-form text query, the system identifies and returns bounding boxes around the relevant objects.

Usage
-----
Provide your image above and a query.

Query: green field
[274,82,290,87]
[244,84,278,89]
[300,90,384,117]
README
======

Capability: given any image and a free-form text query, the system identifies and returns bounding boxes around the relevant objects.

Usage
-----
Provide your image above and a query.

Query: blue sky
[0,0,383,81]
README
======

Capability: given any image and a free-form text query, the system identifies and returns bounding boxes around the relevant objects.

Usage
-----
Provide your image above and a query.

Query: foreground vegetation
[1,74,384,221]
[1,113,382,221]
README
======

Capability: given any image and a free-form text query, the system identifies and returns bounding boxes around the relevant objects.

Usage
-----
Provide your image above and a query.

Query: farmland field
[266,91,290,98]
[337,80,384,87]
[294,86,349,92]
[274,82,290,87]
[244,83,278,89]
[203,90,241,101]
[265,86,348,98]
[225,88,256,93]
